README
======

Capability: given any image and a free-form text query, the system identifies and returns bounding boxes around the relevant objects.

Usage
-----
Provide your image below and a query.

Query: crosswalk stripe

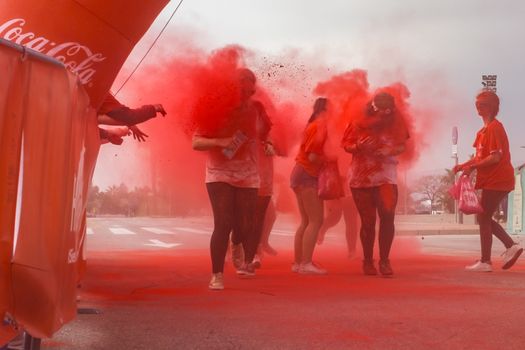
[271,228,295,234]
[142,227,175,235]
[173,227,211,235]
[86,228,94,235]
[271,232,294,237]
[145,239,182,248]
[109,227,136,235]
[271,229,295,237]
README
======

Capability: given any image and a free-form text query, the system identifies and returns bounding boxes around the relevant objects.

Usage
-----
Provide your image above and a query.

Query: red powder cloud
[114,44,307,214]
[314,69,421,167]
[110,37,432,216]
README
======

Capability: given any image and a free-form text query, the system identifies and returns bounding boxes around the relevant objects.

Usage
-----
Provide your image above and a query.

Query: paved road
[84,214,484,250]
[39,216,524,350]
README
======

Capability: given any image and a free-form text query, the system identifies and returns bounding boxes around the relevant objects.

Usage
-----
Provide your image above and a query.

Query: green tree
[87,183,102,215]
[438,169,456,214]
[100,183,130,214]
[415,175,443,212]
[413,170,457,214]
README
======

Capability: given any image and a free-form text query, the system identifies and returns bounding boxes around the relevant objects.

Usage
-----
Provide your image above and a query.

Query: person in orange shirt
[454,91,522,272]
[290,97,329,274]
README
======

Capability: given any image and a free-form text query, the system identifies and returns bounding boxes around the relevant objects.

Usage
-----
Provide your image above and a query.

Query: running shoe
[502,243,523,270]
[298,262,327,275]
[465,260,493,272]
[209,273,224,290]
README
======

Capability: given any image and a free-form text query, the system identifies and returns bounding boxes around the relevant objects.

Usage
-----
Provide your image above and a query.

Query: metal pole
[452,127,463,224]
[454,153,458,223]
[404,169,408,215]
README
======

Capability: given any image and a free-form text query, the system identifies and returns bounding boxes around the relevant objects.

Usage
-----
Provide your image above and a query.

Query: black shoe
[362,260,378,275]
[379,260,394,276]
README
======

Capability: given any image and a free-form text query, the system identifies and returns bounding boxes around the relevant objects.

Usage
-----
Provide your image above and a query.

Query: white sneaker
[502,244,523,270]
[236,263,256,276]
[465,260,493,272]
[299,262,327,275]
[209,273,224,290]
[231,242,244,269]
[252,254,261,269]
[291,262,300,273]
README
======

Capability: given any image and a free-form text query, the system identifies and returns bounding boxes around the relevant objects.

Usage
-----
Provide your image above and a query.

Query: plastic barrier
[0,0,169,342]
[0,38,99,339]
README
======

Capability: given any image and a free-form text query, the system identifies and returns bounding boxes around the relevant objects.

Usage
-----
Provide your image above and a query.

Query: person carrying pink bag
[454,91,523,272]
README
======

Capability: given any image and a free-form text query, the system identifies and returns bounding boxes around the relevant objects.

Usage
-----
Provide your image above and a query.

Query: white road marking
[109,227,136,235]
[270,229,295,237]
[142,227,175,235]
[172,227,211,235]
[86,228,94,235]
[270,232,294,237]
[145,239,181,249]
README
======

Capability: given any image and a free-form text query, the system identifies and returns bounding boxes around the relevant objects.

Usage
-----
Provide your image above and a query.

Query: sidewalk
[41,228,525,350]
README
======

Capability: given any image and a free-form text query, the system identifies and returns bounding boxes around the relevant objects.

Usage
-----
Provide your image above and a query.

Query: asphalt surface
[38,215,525,350]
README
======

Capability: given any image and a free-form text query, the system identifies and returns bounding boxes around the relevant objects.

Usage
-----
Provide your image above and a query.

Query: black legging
[478,189,515,263]
[252,195,272,256]
[231,195,271,263]
[206,182,258,273]
[351,184,398,262]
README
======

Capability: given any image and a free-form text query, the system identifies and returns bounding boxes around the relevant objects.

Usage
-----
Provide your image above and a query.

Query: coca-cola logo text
[0,18,107,85]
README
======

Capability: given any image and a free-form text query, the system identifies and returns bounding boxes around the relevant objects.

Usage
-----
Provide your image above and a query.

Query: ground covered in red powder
[44,245,525,349]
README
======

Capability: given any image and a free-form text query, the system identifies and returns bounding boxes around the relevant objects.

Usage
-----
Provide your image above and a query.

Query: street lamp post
[452,126,463,224]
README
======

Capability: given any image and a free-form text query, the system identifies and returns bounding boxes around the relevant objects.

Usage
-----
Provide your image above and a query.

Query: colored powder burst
[314,69,421,167]
[110,37,435,216]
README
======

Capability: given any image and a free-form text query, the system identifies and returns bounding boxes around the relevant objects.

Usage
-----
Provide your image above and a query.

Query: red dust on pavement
[43,243,525,349]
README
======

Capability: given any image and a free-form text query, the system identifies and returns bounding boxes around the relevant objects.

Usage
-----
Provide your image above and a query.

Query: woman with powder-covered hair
[290,97,329,275]
[342,92,409,276]
[192,68,270,289]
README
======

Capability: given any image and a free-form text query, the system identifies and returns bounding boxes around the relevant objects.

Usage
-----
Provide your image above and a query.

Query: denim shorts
[290,163,318,190]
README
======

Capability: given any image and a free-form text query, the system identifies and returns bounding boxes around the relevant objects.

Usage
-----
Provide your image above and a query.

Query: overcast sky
[94,0,525,188]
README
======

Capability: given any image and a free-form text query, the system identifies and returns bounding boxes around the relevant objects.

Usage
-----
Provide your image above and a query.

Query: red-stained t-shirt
[473,119,514,191]
[342,114,409,188]
[198,101,260,188]
[295,118,327,177]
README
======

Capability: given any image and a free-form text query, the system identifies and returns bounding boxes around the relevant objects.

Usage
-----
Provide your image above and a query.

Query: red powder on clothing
[314,69,420,167]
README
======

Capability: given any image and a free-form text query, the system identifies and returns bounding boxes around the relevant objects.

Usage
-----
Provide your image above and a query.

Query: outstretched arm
[129,125,149,142]
[103,104,166,126]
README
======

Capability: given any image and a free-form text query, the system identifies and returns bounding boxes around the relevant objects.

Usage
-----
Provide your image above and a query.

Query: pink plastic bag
[457,175,483,214]
[318,161,344,200]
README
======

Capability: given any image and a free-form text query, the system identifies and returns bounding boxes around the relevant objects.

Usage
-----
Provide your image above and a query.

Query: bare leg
[293,190,308,264]
[317,199,343,244]
[260,200,278,255]
[299,187,324,263]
